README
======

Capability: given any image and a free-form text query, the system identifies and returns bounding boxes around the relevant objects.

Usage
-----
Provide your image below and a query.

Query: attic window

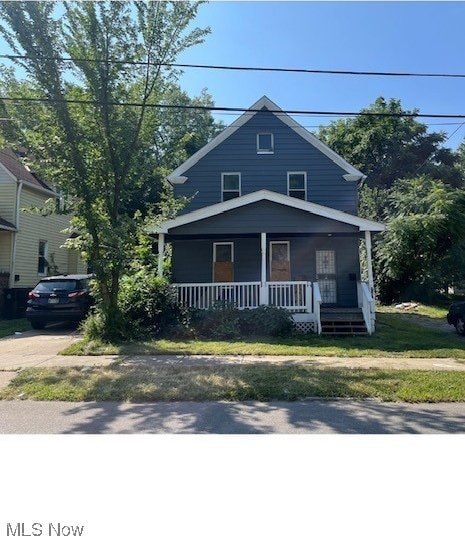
[288,172,307,200]
[222,173,241,201]
[257,133,274,154]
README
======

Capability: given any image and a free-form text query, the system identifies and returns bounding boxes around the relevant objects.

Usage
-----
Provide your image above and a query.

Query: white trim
[166,96,365,184]
[9,181,23,288]
[213,242,234,283]
[149,189,385,234]
[260,232,267,287]
[221,172,241,202]
[287,171,307,200]
[169,176,188,185]
[213,242,234,262]
[256,132,274,154]
[269,241,290,280]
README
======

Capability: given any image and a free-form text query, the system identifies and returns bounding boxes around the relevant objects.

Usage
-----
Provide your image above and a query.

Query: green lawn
[0,318,30,339]
[2,364,465,403]
[378,304,449,319]
[62,311,464,359]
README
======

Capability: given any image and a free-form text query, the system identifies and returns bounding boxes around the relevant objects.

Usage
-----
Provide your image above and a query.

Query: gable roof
[150,189,385,234]
[0,216,16,231]
[0,148,56,195]
[167,96,366,185]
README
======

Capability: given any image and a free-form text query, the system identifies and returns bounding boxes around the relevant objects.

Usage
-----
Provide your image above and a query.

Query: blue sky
[176,1,465,149]
[1,2,465,149]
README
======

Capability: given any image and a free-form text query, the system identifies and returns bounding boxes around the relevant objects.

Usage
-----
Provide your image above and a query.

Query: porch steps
[320,308,368,335]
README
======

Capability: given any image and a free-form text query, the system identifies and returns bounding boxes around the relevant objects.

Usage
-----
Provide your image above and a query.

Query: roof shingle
[0,148,54,192]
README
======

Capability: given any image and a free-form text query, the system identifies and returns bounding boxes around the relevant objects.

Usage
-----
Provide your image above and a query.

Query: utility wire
[1,95,465,119]
[412,122,465,176]
[2,53,465,79]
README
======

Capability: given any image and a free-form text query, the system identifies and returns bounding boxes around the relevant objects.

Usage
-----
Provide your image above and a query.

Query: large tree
[0,1,210,339]
[319,97,463,189]
[375,176,465,302]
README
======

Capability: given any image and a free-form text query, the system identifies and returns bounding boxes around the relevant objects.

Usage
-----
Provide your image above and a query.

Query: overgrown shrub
[83,270,187,341]
[118,270,187,338]
[190,304,293,339]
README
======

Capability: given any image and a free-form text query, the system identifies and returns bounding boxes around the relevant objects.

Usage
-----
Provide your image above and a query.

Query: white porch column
[157,233,165,278]
[260,232,269,305]
[365,230,374,298]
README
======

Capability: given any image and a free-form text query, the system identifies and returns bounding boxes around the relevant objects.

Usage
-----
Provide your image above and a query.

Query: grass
[0,318,30,339]
[378,303,449,319]
[62,311,465,360]
[2,364,465,403]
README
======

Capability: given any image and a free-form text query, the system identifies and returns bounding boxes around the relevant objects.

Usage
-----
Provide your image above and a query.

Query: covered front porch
[165,232,375,334]
[149,190,383,334]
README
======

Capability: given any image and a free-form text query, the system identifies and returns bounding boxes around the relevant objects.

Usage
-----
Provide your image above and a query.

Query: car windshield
[35,280,79,292]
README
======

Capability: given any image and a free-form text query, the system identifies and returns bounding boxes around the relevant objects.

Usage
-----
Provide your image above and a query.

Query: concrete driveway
[0,324,83,370]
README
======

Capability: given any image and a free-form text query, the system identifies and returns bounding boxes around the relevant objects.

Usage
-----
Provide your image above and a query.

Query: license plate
[48,298,59,304]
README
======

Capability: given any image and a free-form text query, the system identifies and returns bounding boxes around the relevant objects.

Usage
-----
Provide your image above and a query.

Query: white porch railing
[358,281,375,334]
[172,281,315,312]
[267,281,311,312]
[172,282,261,310]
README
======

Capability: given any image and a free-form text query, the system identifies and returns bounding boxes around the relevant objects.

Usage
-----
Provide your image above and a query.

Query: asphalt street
[1,399,465,433]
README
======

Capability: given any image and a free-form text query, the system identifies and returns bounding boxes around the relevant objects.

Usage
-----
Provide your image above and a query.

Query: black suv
[26,274,93,329]
[447,302,465,335]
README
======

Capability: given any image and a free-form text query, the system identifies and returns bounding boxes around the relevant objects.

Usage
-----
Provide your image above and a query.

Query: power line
[2,53,465,79]
[1,95,465,119]
[413,121,465,176]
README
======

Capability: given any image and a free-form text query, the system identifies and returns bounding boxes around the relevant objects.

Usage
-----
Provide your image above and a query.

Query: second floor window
[257,133,274,154]
[288,172,307,200]
[222,172,241,201]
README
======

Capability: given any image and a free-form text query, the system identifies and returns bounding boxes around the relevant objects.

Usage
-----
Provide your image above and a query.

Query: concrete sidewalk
[1,326,465,379]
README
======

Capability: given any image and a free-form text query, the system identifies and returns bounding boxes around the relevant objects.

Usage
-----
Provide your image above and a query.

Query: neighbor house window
[257,133,274,154]
[287,172,307,200]
[221,172,241,201]
[38,240,48,275]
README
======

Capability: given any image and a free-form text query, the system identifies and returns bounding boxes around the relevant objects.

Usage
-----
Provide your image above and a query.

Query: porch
[170,279,375,334]
[148,190,383,335]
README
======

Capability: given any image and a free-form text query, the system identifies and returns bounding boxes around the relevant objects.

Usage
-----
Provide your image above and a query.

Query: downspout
[9,181,22,288]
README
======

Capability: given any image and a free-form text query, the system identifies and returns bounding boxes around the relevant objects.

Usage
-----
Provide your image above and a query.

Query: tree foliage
[319,97,462,189]
[375,177,465,302]
[0,1,213,339]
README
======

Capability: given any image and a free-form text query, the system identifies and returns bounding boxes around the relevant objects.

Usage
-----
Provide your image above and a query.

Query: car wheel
[455,316,465,336]
[30,321,46,330]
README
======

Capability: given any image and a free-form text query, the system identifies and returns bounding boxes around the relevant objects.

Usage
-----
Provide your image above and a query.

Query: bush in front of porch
[186,304,294,340]
[83,268,295,342]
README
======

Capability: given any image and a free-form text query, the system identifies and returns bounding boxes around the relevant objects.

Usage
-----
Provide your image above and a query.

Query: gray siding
[171,236,360,307]
[170,201,358,235]
[174,111,358,215]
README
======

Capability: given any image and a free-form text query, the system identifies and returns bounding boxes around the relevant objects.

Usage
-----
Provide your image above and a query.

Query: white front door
[316,250,337,304]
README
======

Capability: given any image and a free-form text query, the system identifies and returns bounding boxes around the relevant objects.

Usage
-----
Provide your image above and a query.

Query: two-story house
[148,97,385,334]
[0,148,86,316]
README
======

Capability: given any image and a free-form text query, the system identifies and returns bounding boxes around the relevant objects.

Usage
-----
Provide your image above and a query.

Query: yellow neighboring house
[0,148,86,303]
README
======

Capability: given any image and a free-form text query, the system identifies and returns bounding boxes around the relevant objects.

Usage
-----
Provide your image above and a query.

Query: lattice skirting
[293,321,317,334]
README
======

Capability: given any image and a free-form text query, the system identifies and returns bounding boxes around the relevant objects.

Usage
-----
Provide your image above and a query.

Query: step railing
[359,281,375,334]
